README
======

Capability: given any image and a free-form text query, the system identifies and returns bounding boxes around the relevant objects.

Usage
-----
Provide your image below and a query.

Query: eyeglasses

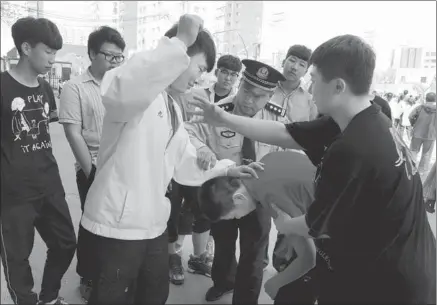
[219,68,239,78]
[98,51,125,64]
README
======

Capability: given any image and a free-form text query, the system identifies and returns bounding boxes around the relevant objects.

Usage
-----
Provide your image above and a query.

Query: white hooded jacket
[81,37,234,240]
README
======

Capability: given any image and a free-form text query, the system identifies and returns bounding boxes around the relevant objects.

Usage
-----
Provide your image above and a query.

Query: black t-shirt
[214,92,230,104]
[285,104,436,303]
[1,72,64,201]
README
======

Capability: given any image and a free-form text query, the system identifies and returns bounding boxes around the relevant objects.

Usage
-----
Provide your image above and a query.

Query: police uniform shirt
[185,94,282,165]
[269,82,317,124]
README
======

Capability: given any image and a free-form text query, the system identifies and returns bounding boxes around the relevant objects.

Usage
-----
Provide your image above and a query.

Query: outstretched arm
[223,113,302,150]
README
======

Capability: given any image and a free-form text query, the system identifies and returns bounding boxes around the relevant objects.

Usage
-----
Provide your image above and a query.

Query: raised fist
[176,14,204,48]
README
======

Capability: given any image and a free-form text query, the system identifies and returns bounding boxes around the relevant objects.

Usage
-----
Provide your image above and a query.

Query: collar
[81,67,101,85]
[278,81,304,95]
[205,82,236,97]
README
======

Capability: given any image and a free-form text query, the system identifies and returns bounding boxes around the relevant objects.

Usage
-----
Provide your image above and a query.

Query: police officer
[186,59,286,304]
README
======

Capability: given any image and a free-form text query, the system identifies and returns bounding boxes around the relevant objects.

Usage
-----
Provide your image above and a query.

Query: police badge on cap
[242,59,286,91]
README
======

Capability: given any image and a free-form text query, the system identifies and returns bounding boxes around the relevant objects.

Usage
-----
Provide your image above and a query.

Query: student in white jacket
[78,15,262,305]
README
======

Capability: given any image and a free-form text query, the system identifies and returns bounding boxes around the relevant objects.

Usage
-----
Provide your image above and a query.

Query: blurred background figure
[408,92,436,177]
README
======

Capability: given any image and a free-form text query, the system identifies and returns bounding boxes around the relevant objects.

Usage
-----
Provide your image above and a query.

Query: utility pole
[36,1,40,18]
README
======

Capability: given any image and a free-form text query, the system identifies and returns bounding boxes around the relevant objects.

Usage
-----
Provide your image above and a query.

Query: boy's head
[234,59,285,117]
[165,23,216,93]
[88,26,126,76]
[309,34,376,116]
[198,176,257,222]
[426,92,436,103]
[12,17,63,75]
[386,92,393,101]
[282,45,312,83]
[215,55,243,91]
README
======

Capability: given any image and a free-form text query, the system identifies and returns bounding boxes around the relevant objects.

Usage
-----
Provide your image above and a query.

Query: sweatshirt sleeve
[101,37,190,123]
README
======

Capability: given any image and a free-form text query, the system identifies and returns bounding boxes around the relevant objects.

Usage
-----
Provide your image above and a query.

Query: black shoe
[37,297,68,304]
[205,286,233,302]
[169,253,185,285]
[187,252,212,277]
[79,277,93,303]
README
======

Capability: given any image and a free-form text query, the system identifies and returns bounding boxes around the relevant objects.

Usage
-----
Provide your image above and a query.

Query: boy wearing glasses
[59,26,126,302]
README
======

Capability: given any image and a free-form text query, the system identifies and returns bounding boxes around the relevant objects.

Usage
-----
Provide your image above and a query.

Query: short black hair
[286,45,312,63]
[12,17,63,55]
[426,92,436,103]
[164,24,216,73]
[217,55,242,72]
[198,176,241,222]
[310,34,376,96]
[88,26,126,60]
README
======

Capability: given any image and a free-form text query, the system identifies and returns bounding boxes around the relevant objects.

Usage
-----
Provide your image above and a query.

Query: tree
[1,1,25,26]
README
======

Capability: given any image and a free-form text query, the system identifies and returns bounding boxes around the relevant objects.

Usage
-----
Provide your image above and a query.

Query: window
[426,52,430,56]
[401,76,406,83]
[421,77,427,83]
[432,52,436,56]
[236,12,240,16]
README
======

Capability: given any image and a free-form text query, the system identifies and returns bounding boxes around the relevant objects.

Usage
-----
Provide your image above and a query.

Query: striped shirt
[59,67,104,171]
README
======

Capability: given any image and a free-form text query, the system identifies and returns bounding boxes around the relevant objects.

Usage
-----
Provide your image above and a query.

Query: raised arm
[223,113,301,149]
[101,37,190,122]
[190,94,303,149]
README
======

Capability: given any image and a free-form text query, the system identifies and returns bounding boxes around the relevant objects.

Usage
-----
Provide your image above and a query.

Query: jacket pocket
[103,181,130,224]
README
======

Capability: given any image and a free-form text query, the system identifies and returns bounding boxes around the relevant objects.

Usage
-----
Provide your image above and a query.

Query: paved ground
[1,122,277,304]
[1,117,436,304]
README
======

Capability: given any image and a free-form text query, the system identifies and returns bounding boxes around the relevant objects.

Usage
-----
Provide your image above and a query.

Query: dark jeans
[76,165,96,280]
[410,138,435,173]
[0,193,77,304]
[274,269,318,305]
[264,233,290,271]
[83,228,169,305]
[76,165,97,212]
[211,205,271,304]
[167,180,211,243]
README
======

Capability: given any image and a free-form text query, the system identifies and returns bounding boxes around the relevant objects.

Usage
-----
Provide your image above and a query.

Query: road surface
[1,120,436,304]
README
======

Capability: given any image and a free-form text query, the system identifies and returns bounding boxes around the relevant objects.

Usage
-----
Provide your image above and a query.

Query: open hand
[227,162,264,179]
[176,14,204,48]
[188,93,228,127]
[197,146,217,170]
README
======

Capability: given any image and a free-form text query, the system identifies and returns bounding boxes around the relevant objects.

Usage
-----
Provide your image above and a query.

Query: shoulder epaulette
[218,102,235,113]
[265,102,286,117]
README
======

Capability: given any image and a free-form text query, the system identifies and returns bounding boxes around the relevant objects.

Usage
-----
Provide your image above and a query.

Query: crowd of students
[1,13,436,305]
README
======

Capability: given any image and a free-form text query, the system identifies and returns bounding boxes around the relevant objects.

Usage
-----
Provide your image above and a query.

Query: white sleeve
[101,37,190,123]
[173,128,235,186]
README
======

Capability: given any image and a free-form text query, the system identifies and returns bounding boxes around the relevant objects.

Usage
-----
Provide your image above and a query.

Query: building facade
[390,47,436,85]
[218,1,263,59]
